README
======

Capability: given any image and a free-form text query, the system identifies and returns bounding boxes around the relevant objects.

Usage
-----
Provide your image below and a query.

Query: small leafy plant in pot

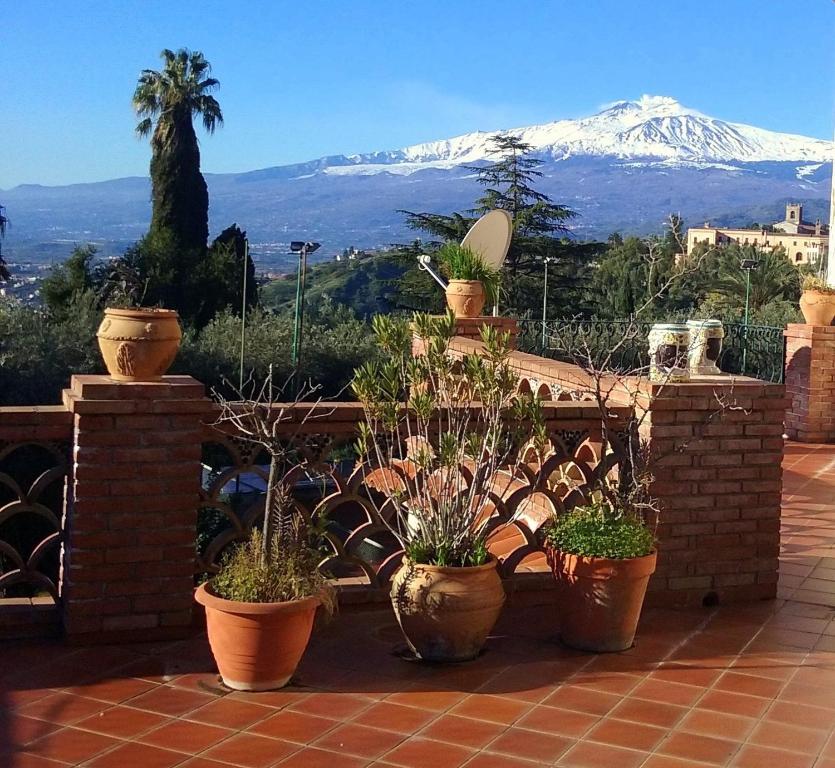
[543,492,656,653]
[195,371,336,690]
[352,311,544,662]
[96,258,181,381]
[799,274,835,326]
[436,243,501,318]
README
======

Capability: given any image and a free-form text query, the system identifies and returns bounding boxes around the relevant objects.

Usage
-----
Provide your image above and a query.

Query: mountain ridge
[1,95,831,259]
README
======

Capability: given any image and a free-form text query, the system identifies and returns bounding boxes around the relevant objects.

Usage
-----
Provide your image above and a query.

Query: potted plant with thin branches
[195,370,336,690]
[352,311,544,662]
[437,243,501,318]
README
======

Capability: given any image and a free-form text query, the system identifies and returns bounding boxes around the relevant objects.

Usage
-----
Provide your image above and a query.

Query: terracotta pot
[195,582,319,691]
[97,307,182,381]
[390,556,505,662]
[445,280,485,318]
[547,548,657,652]
[799,290,835,326]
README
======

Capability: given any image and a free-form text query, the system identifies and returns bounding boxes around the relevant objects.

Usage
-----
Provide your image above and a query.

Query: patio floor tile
[137,718,233,752]
[5,441,835,767]
[200,732,299,766]
[313,722,406,758]
[21,727,119,764]
[381,736,476,768]
[418,714,505,749]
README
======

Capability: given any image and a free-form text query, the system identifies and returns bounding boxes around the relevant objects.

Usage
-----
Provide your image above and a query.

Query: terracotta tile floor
[3,442,835,767]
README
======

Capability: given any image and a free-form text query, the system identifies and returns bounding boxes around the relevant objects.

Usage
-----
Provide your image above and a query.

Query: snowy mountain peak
[597,95,701,120]
[324,96,831,177]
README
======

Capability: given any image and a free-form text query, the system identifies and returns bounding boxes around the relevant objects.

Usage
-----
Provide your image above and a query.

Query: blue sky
[3,0,833,187]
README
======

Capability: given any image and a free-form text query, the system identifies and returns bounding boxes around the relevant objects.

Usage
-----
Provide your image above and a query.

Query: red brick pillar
[644,377,789,608]
[60,375,211,643]
[784,324,835,442]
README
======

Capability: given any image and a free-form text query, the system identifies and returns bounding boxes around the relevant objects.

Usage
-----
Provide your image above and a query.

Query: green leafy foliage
[0,295,101,405]
[802,274,835,294]
[436,243,501,305]
[212,529,335,609]
[544,502,655,560]
[353,311,546,567]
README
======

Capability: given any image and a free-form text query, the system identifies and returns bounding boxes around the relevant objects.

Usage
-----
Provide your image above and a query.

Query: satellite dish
[461,209,513,270]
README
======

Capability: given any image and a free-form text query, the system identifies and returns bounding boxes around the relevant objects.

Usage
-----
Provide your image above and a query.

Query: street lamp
[290,241,320,384]
[239,238,250,391]
[541,257,553,351]
[740,257,758,374]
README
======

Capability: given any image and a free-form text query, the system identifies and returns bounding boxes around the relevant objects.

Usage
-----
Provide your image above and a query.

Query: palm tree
[133,48,222,258]
[712,246,801,312]
[0,204,9,283]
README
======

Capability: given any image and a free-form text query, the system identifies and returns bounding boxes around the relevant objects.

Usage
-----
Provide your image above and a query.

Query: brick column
[644,376,789,608]
[60,375,212,643]
[784,324,835,442]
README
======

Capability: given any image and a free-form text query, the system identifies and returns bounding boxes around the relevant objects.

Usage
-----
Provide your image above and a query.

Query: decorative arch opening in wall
[796,252,803,262]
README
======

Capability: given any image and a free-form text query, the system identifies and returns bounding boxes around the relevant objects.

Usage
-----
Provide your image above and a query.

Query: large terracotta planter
[547,548,657,652]
[390,556,505,662]
[97,307,182,381]
[445,280,485,318]
[195,582,319,691]
[799,290,835,326]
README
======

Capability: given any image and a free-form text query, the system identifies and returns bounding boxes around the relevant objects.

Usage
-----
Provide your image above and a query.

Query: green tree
[589,235,677,319]
[402,135,594,315]
[190,224,258,327]
[40,244,101,319]
[133,48,222,318]
[0,204,9,282]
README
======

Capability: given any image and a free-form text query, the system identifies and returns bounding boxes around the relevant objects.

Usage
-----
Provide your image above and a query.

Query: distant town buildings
[686,203,829,265]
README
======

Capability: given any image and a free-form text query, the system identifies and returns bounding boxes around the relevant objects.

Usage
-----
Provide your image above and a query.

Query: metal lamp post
[740,257,758,375]
[541,257,553,351]
[238,238,250,392]
[290,241,321,384]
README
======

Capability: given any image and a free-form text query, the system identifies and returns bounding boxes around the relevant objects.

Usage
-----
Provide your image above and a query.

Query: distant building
[685,203,829,265]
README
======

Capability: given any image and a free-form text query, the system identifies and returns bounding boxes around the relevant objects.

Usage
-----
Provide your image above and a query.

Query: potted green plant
[436,243,501,318]
[195,371,335,690]
[96,255,181,381]
[542,491,656,652]
[799,274,835,326]
[352,312,544,662]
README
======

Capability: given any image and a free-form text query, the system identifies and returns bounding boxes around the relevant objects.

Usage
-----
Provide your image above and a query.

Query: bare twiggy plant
[211,367,336,607]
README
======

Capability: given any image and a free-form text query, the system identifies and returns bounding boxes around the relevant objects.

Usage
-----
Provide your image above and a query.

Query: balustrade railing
[0,409,71,618]
[196,404,628,593]
[518,318,785,383]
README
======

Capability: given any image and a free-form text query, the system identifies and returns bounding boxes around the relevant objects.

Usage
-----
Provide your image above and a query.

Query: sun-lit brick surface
[2,442,835,768]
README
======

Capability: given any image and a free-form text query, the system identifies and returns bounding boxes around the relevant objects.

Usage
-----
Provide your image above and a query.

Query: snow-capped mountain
[3,96,832,258]
[327,95,830,175]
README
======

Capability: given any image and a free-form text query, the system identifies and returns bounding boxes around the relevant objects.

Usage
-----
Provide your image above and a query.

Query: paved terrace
[2,442,835,768]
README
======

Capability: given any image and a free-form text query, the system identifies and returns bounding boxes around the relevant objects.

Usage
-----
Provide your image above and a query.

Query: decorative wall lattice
[197,411,624,586]
[0,440,68,602]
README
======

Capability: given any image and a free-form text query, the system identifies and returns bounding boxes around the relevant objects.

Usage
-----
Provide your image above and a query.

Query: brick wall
[784,324,835,442]
[60,375,212,643]
[643,379,788,608]
[450,324,789,608]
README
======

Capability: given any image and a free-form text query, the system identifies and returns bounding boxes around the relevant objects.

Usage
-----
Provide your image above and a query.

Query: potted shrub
[96,258,181,380]
[799,274,835,326]
[543,492,656,652]
[195,372,335,690]
[436,243,501,318]
[352,312,544,662]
